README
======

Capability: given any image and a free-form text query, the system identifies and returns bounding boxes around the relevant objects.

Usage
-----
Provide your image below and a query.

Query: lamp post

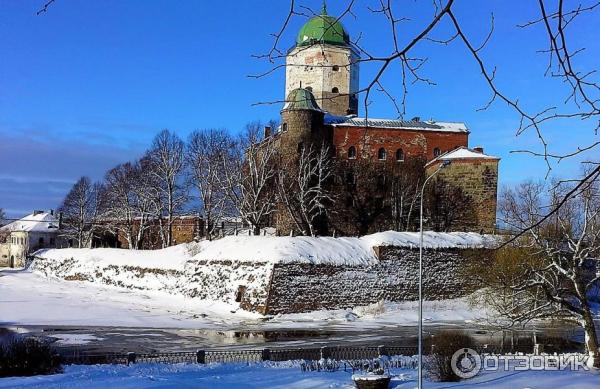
[418,159,450,389]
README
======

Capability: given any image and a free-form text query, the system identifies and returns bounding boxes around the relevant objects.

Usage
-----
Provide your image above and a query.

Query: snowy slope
[34,231,498,268]
[192,231,499,266]
[36,243,194,271]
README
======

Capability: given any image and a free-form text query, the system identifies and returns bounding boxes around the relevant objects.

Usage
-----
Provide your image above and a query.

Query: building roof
[324,114,469,133]
[283,88,323,111]
[0,211,59,233]
[296,4,350,47]
[426,146,500,167]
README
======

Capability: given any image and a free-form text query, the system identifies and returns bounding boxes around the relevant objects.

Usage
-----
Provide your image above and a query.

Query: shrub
[426,330,476,382]
[0,336,62,377]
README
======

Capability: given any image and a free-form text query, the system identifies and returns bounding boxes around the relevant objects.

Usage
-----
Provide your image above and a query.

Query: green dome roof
[296,4,350,47]
[283,88,322,111]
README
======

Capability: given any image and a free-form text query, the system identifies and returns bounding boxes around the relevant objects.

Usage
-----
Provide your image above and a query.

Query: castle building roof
[296,4,350,47]
[426,146,500,167]
[325,114,469,133]
[283,88,323,111]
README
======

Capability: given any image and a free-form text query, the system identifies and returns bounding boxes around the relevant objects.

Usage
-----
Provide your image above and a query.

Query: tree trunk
[581,308,600,368]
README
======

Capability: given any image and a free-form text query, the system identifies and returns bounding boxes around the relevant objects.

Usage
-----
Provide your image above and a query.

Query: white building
[0,210,60,268]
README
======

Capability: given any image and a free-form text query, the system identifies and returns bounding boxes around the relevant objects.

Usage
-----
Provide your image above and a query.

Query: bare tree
[277,143,334,236]
[101,163,140,249]
[389,158,426,231]
[58,176,100,248]
[221,122,277,235]
[145,129,187,247]
[480,172,600,367]
[186,129,233,240]
[257,1,600,236]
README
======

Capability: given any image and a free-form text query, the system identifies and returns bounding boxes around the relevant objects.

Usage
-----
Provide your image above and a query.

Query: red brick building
[270,6,499,236]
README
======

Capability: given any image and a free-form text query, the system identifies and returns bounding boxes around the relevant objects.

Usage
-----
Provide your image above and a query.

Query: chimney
[33,210,43,216]
[50,209,54,216]
[473,146,484,154]
[264,126,272,138]
[411,116,421,122]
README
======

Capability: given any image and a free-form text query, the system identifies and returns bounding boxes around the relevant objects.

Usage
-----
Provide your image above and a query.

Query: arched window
[347,146,356,159]
[332,65,340,72]
[305,86,313,92]
[282,123,288,132]
[396,148,404,162]
[378,147,387,160]
[433,147,441,157]
[332,87,339,93]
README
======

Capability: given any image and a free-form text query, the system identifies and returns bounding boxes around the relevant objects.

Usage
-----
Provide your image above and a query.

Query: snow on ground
[0,361,598,388]
[0,269,486,329]
[35,231,499,268]
[35,243,195,271]
[51,334,104,345]
[192,231,498,265]
[0,269,259,329]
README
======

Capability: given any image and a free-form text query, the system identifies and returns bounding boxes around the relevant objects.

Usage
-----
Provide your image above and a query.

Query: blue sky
[1,0,599,217]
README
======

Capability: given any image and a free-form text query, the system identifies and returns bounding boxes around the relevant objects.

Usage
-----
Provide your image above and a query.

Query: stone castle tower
[272,4,500,236]
[285,3,360,116]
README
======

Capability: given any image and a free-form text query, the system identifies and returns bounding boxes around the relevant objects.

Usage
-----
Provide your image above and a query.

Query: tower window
[347,146,356,159]
[282,123,288,132]
[332,87,339,93]
[332,65,339,71]
[433,147,441,157]
[377,147,387,160]
[396,148,404,162]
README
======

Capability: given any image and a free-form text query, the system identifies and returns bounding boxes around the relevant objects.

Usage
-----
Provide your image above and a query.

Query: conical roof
[283,88,323,111]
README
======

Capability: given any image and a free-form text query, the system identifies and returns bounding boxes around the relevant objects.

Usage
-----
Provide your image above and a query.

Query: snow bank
[192,231,498,266]
[35,243,195,271]
[33,231,496,269]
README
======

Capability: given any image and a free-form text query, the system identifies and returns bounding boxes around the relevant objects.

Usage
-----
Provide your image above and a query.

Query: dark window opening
[345,196,353,207]
[297,142,304,153]
[346,171,356,186]
[282,123,288,132]
[332,65,340,71]
[377,147,387,160]
[348,146,357,159]
[332,87,339,93]
[39,237,44,246]
[396,148,404,162]
[433,147,441,157]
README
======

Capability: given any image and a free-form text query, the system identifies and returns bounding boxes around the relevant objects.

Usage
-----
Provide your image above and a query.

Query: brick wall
[264,247,489,314]
[332,126,468,162]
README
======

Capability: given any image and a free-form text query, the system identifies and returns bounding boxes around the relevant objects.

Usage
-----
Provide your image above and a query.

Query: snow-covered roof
[426,146,499,167]
[325,114,469,133]
[0,211,59,233]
